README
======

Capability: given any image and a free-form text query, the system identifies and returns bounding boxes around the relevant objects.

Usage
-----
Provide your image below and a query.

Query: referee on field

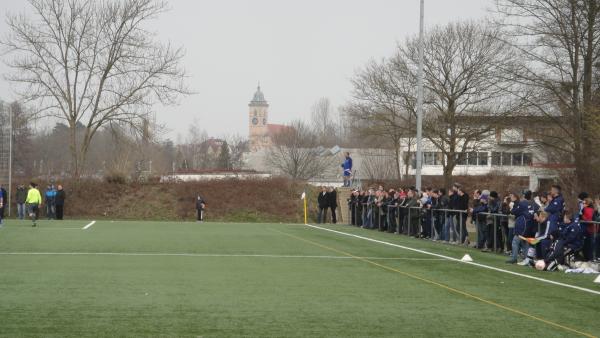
[26,182,42,227]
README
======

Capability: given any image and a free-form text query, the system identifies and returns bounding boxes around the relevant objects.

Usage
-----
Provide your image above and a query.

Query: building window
[523,153,532,166]
[467,152,478,166]
[491,152,501,166]
[512,153,523,166]
[456,153,468,165]
[478,152,488,166]
[502,152,512,166]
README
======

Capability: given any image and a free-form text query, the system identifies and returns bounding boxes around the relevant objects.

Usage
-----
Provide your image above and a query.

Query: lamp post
[415,0,425,191]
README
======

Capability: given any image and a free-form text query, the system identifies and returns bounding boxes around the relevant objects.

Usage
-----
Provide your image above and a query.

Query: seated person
[544,212,583,271]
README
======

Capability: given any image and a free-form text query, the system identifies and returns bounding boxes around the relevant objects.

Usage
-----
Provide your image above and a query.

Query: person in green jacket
[26,182,42,227]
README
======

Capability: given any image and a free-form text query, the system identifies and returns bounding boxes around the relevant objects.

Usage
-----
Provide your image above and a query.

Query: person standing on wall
[341,152,353,187]
[55,185,66,220]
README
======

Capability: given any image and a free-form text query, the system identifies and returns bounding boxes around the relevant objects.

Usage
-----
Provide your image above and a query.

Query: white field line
[82,221,96,230]
[304,224,600,296]
[0,252,445,261]
[2,227,81,230]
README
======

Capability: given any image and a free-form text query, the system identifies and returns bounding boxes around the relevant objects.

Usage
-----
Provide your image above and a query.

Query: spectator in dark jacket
[55,185,66,220]
[456,187,470,245]
[16,185,27,220]
[327,187,338,224]
[317,187,329,224]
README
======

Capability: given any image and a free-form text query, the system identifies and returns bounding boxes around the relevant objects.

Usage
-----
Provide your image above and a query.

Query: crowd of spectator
[345,183,600,271]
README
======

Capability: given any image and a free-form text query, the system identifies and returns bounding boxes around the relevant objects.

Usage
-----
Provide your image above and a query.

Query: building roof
[267,124,289,135]
[249,84,268,106]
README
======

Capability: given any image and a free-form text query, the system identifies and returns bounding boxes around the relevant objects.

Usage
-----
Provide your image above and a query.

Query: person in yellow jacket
[26,182,42,227]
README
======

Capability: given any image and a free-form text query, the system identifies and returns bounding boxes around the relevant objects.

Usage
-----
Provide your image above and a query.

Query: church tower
[249,84,269,151]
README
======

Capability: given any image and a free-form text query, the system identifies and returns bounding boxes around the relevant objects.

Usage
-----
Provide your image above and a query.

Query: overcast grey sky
[0,0,492,142]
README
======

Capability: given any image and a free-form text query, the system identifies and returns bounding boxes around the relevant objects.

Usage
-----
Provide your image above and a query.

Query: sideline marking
[304,224,600,296]
[0,252,445,261]
[273,228,597,338]
[82,221,96,230]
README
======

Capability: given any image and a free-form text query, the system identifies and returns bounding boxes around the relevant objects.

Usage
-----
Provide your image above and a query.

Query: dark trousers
[55,205,64,220]
[388,209,397,233]
[330,207,337,224]
[197,209,204,221]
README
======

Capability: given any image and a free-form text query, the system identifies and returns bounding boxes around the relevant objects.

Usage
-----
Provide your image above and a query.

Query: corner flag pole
[302,190,307,225]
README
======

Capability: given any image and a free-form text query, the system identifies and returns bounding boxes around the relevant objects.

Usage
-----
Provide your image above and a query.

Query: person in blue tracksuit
[507,193,535,264]
[544,213,583,268]
[44,184,57,220]
[341,152,353,187]
[545,185,565,237]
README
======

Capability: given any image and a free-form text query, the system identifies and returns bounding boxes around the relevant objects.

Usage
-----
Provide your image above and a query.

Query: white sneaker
[557,264,568,272]
[517,258,531,266]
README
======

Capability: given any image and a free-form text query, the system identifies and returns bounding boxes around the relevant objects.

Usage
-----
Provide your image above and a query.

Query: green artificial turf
[0,219,599,337]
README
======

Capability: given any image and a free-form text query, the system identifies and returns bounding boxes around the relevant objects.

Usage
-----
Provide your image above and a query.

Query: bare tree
[346,58,415,180]
[310,97,342,147]
[226,134,249,170]
[359,149,397,181]
[399,21,525,188]
[494,0,600,189]
[1,0,189,178]
[265,120,334,180]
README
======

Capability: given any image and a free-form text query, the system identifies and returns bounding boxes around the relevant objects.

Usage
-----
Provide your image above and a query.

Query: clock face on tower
[262,118,267,125]
[252,117,258,125]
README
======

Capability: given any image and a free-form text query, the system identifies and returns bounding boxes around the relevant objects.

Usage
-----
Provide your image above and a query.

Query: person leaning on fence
[471,191,488,249]
[485,191,501,252]
[196,194,206,222]
[317,186,329,224]
[16,184,27,220]
[456,187,470,245]
[404,188,421,237]
[26,182,42,227]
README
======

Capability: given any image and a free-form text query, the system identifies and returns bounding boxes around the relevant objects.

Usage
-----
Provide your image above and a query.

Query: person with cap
[26,182,42,227]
